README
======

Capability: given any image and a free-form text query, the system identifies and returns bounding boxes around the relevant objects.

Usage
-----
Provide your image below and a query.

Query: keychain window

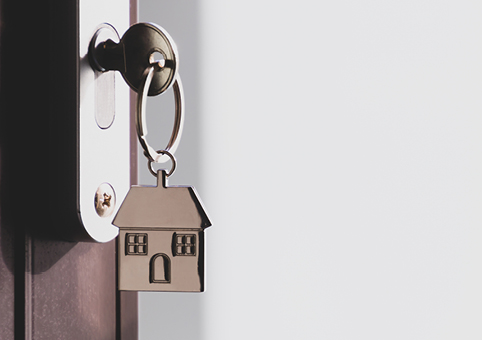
[125,233,148,255]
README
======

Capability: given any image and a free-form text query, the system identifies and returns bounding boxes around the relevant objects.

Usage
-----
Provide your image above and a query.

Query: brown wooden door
[0,0,138,339]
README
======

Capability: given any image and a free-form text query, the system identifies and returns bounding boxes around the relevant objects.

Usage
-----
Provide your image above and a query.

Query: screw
[102,193,112,207]
[95,183,116,218]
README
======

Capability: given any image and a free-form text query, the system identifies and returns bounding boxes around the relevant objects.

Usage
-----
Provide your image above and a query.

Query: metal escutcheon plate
[121,23,178,96]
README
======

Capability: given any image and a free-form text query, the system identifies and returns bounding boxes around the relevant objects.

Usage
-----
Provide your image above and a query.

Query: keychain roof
[113,170,211,230]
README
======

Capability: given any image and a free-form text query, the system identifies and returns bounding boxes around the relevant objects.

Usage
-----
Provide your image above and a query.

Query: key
[89,22,179,96]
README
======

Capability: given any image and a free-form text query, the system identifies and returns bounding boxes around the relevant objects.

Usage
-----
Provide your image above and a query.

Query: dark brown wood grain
[31,240,117,339]
[0,0,48,338]
[0,0,138,338]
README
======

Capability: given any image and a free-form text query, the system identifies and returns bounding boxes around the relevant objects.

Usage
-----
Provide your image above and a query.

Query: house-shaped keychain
[113,170,211,292]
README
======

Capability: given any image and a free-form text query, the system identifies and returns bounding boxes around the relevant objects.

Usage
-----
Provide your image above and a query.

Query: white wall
[141,0,482,339]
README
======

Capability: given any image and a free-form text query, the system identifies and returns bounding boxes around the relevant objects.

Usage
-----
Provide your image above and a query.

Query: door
[0,0,138,338]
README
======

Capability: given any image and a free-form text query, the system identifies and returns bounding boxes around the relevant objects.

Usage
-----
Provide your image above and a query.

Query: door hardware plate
[48,0,130,242]
[77,3,131,242]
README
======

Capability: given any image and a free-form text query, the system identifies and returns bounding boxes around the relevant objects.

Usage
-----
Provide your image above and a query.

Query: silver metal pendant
[114,170,211,292]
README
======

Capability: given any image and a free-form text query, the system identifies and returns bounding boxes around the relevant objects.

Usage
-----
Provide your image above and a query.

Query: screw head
[95,183,116,218]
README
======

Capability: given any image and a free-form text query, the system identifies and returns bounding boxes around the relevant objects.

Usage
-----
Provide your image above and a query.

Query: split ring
[147,149,177,177]
[136,65,184,164]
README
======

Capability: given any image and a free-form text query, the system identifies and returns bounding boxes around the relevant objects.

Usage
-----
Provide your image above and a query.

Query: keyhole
[149,51,166,68]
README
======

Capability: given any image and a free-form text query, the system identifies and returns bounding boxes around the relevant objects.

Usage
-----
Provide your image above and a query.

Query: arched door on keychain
[0,0,138,339]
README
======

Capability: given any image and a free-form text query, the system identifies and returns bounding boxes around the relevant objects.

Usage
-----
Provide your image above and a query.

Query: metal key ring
[136,64,184,163]
[147,149,177,177]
